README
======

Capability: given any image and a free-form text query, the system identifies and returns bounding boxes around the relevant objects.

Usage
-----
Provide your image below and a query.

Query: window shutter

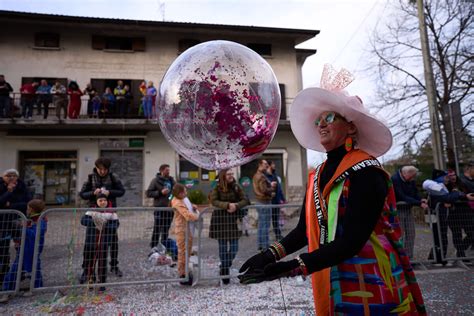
[91,36,105,50]
[132,38,146,51]
[279,84,286,120]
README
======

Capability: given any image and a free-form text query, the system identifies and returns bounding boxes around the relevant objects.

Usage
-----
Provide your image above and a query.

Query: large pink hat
[290,65,392,157]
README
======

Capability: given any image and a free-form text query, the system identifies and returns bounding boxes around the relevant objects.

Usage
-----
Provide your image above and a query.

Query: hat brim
[289,87,392,157]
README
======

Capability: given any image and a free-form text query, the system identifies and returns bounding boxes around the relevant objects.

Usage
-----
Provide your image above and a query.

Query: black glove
[239,259,301,285]
[238,249,276,274]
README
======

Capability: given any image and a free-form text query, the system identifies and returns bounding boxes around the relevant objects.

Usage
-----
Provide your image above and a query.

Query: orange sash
[306,149,375,314]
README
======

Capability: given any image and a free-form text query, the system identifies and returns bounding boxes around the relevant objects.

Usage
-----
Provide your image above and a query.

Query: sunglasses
[314,112,344,127]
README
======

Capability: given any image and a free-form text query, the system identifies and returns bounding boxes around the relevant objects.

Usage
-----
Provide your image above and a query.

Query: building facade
[0,10,318,206]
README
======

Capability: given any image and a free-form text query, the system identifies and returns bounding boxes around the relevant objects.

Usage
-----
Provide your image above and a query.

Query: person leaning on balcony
[209,169,249,284]
[20,81,38,120]
[51,81,68,120]
[83,83,96,118]
[239,65,426,315]
[391,165,428,259]
[114,80,125,118]
[0,75,13,119]
[67,81,83,119]
[102,87,115,118]
[36,80,52,120]
[79,157,125,278]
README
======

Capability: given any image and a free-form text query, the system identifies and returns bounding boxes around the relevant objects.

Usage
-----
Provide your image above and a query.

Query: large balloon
[158,40,281,170]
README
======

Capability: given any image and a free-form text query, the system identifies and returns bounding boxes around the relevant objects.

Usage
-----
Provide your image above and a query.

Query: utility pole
[416,0,445,169]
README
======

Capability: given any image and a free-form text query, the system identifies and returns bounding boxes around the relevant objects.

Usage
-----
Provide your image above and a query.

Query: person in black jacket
[79,158,125,278]
[146,164,175,249]
[0,75,13,118]
[0,169,31,285]
[391,166,428,259]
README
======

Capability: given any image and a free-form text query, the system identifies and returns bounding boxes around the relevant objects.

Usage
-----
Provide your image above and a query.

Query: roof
[0,10,320,45]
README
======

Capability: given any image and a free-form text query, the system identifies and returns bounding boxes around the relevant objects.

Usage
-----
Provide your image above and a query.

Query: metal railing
[1,199,471,296]
[0,210,28,295]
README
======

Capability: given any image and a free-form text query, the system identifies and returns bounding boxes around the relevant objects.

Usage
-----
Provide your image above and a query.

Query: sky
[1,0,395,165]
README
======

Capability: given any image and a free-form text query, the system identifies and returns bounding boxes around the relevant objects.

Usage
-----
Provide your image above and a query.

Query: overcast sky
[1,0,396,165]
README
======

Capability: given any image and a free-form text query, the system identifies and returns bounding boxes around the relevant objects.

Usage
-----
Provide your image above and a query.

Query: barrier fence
[0,210,27,295]
[0,200,471,296]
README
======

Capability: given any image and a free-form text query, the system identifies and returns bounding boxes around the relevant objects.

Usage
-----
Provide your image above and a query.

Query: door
[100,150,143,206]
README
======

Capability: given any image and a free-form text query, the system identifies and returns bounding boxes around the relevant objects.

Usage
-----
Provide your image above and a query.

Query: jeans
[150,210,174,248]
[271,207,283,240]
[256,200,271,250]
[144,97,153,118]
[429,207,449,263]
[0,95,10,118]
[398,205,415,259]
[21,98,34,118]
[218,239,239,269]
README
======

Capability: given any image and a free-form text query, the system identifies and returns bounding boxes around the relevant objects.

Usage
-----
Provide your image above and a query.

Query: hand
[162,188,170,195]
[421,198,428,204]
[7,182,16,192]
[102,190,110,196]
[239,260,301,285]
[467,193,474,201]
[94,188,101,195]
[420,202,429,210]
[444,203,452,208]
[238,249,275,276]
[271,181,277,188]
[228,203,237,213]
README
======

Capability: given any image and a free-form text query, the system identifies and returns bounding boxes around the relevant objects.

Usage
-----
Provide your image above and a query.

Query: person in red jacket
[67,81,83,119]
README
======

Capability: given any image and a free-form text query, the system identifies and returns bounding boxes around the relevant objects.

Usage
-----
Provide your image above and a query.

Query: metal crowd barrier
[435,201,474,264]
[2,199,469,296]
[29,207,190,293]
[396,202,437,265]
[0,210,28,295]
[194,203,302,285]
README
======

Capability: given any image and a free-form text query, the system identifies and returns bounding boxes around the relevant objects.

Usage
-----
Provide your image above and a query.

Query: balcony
[0,93,291,134]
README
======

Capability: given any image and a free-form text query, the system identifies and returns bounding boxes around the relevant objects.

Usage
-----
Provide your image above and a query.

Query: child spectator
[90,90,102,118]
[80,193,118,292]
[0,199,47,302]
[171,183,199,285]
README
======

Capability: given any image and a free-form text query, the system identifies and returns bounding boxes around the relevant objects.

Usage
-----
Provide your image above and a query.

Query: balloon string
[279,278,288,316]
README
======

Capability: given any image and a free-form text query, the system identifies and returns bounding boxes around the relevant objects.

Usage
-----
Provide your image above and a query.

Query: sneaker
[111,267,123,277]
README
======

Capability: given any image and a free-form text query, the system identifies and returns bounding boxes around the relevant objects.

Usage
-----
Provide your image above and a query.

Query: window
[247,43,272,56]
[92,36,146,52]
[34,32,60,48]
[178,155,216,182]
[178,39,201,53]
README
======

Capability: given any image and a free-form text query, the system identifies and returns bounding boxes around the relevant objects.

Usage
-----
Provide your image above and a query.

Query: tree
[369,0,473,167]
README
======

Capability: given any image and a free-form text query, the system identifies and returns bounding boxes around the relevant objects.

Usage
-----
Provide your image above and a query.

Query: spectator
[0,169,31,285]
[144,81,157,119]
[79,158,125,277]
[459,161,474,193]
[36,80,52,119]
[113,80,125,118]
[171,183,200,285]
[391,165,428,259]
[138,81,147,117]
[423,170,473,265]
[1,199,47,298]
[0,75,13,118]
[80,193,118,291]
[147,164,175,249]
[252,159,276,251]
[51,81,67,120]
[446,170,474,261]
[90,90,102,119]
[20,81,38,120]
[83,83,96,118]
[67,81,83,119]
[119,84,132,118]
[102,87,115,118]
[209,169,249,284]
[266,160,286,241]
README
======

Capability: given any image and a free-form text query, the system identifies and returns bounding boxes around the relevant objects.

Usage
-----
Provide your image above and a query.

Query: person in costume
[238,65,426,315]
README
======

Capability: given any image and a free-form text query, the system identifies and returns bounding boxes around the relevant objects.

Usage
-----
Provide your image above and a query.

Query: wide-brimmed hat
[290,65,392,157]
